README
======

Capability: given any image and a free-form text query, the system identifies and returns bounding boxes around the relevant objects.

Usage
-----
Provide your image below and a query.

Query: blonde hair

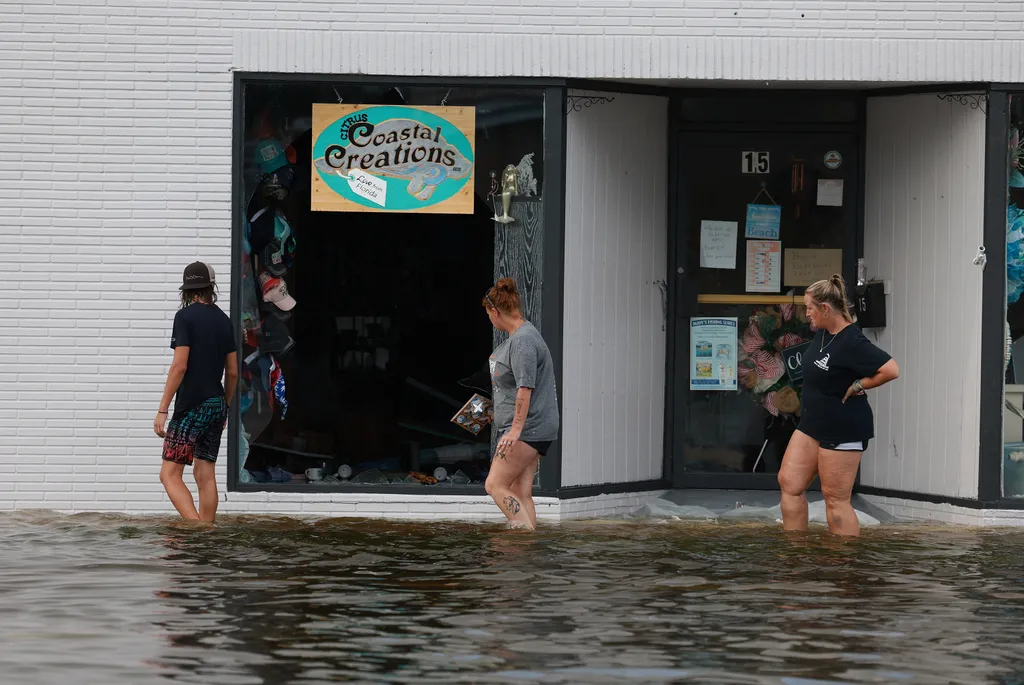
[805,274,853,322]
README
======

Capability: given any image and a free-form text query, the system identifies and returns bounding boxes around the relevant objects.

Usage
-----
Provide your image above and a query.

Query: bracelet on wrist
[157,410,169,414]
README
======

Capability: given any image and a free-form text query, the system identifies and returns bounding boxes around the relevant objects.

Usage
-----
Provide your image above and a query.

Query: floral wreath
[737,301,813,418]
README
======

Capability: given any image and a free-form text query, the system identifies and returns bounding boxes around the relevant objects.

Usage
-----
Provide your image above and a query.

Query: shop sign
[781,340,811,383]
[311,104,476,214]
[689,317,738,391]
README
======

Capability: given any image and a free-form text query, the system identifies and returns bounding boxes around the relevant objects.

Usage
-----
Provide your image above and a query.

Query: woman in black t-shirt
[778,275,900,537]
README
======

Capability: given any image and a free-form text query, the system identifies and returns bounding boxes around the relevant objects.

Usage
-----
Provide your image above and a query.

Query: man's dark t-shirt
[170,303,236,418]
[798,324,892,444]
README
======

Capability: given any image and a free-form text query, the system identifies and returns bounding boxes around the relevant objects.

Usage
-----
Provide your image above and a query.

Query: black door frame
[664,92,863,491]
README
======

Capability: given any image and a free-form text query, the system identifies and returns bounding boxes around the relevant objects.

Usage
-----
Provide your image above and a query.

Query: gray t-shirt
[489,322,559,442]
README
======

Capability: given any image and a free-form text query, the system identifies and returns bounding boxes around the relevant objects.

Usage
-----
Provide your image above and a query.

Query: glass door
[670,131,858,488]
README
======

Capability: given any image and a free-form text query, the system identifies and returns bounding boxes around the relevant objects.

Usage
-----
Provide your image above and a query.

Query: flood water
[3,513,1024,684]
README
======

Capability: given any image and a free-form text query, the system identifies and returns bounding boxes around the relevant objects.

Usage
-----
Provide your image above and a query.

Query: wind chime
[790,158,805,219]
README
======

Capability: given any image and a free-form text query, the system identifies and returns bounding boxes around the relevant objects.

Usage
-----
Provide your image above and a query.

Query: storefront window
[1004,95,1024,498]
[235,81,545,489]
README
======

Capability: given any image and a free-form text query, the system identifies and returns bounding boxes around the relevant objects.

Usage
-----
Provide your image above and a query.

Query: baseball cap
[180,262,216,291]
[259,271,297,311]
[260,239,288,276]
[260,315,295,356]
[255,138,289,175]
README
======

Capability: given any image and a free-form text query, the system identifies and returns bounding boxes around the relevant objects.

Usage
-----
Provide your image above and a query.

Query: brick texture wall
[1,0,1020,514]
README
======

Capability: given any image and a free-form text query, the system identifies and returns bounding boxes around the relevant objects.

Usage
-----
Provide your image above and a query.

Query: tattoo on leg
[502,496,521,515]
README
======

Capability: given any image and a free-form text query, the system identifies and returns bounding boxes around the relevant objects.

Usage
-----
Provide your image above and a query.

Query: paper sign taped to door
[816,179,843,207]
[745,240,782,293]
[341,170,388,207]
[699,220,738,270]
[784,248,843,287]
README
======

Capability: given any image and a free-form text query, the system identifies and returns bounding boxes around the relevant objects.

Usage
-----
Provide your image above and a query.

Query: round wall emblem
[824,151,843,170]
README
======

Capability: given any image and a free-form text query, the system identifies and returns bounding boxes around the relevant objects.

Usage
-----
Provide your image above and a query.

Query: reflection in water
[1,513,1024,684]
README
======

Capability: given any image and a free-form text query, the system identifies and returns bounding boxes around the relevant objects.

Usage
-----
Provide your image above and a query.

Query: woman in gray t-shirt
[482,278,559,530]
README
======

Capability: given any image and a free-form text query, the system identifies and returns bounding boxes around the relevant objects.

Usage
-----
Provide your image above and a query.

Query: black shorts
[819,440,868,452]
[523,440,553,457]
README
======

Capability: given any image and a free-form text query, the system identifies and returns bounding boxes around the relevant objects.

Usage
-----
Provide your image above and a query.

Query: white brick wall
[3,0,1022,516]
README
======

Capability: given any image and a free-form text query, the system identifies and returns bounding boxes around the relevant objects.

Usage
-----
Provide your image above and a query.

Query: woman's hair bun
[495,277,518,294]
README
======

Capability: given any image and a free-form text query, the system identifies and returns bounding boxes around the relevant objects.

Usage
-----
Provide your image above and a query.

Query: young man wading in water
[154,262,238,523]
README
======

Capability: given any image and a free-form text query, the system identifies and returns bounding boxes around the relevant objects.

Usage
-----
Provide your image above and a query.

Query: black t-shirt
[798,324,892,443]
[170,303,236,417]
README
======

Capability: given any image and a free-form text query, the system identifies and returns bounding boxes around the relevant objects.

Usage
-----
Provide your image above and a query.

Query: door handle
[655,279,667,331]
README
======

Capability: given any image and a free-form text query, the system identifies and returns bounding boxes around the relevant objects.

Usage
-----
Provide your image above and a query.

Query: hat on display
[180,262,216,291]
[260,240,287,276]
[248,206,275,253]
[260,316,295,356]
[254,138,295,201]
[255,138,289,175]
[259,271,297,311]
[254,212,295,274]
[260,165,295,201]
[261,300,292,322]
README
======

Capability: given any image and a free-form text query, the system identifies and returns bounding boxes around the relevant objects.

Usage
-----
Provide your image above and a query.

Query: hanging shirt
[798,325,892,444]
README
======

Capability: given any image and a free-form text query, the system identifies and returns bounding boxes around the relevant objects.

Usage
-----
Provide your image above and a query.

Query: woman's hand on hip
[842,382,866,404]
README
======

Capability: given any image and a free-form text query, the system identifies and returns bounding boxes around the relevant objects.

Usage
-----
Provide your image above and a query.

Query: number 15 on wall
[742,151,770,174]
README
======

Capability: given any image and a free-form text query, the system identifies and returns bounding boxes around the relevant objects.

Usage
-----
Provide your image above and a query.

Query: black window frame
[227,73,567,495]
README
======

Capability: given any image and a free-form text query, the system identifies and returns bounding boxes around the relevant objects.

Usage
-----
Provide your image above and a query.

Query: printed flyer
[690,317,738,391]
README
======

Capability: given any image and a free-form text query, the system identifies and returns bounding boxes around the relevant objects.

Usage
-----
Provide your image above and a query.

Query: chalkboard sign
[781,341,812,383]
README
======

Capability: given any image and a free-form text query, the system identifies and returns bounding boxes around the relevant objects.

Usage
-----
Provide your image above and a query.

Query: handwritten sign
[699,220,737,270]
[745,240,781,293]
[745,204,781,239]
[784,248,843,287]
[342,170,388,207]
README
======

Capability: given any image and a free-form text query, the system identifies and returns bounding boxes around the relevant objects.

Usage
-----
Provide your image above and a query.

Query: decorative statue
[495,164,519,224]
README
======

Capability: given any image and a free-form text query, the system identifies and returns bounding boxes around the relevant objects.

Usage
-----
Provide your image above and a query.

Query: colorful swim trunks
[162,396,228,465]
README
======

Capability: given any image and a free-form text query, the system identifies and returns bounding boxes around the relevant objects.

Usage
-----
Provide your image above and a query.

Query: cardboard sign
[312,104,476,214]
[784,248,843,287]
